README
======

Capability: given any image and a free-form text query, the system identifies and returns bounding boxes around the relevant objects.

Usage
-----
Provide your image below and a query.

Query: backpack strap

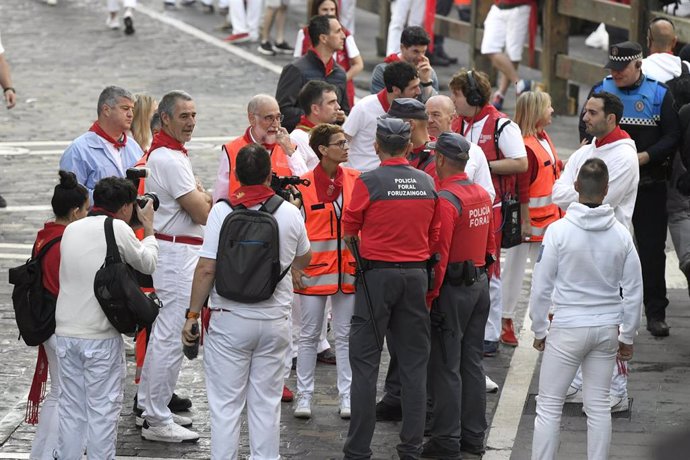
[494,118,510,159]
[104,217,123,265]
[33,236,62,261]
[260,194,285,214]
[438,190,462,216]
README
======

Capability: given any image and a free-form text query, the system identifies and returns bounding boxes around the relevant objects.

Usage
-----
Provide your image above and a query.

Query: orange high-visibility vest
[295,167,360,296]
[524,134,562,242]
[223,136,293,195]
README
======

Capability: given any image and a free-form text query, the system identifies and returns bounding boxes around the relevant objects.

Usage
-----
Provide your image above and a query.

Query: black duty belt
[364,260,428,270]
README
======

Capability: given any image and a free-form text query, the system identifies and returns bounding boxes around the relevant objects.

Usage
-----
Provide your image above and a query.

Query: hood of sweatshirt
[564,202,617,231]
[641,53,686,83]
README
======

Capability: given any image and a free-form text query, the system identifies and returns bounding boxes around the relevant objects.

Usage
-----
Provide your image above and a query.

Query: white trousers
[30,336,66,460]
[296,292,354,397]
[532,326,618,460]
[338,0,356,33]
[138,240,198,426]
[228,0,262,39]
[501,242,541,319]
[485,271,503,342]
[204,310,290,460]
[480,4,531,61]
[56,335,125,460]
[106,0,136,13]
[386,0,426,55]
[284,296,331,379]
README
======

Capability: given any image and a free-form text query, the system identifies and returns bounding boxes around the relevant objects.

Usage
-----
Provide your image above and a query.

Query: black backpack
[666,62,690,110]
[94,217,160,334]
[216,195,290,303]
[9,236,62,346]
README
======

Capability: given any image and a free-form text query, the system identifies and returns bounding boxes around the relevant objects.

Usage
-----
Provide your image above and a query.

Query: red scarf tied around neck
[148,130,188,155]
[230,185,276,208]
[243,127,276,152]
[313,163,343,203]
[89,121,127,150]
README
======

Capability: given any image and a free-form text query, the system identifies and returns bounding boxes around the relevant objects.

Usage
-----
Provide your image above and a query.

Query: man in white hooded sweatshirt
[530,158,642,460]
[552,91,639,412]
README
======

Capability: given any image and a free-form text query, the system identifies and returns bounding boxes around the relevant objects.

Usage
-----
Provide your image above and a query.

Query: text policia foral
[387,178,430,197]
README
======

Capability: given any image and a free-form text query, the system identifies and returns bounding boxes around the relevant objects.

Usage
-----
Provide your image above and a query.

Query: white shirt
[290,128,319,173]
[463,116,527,160]
[343,93,387,172]
[146,146,204,238]
[466,142,496,203]
[56,216,159,339]
[641,52,689,83]
[552,137,639,232]
[199,200,310,320]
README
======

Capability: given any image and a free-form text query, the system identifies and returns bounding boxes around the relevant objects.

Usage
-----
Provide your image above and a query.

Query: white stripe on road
[0,205,52,212]
[0,391,29,446]
[0,244,33,250]
[136,4,283,75]
[0,254,30,260]
[0,455,184,459]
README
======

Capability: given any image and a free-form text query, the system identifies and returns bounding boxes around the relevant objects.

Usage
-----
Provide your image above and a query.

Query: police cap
[376,116,411,146]
[387,98,428,120]
[428,132,470,161]
[604,41,643,71]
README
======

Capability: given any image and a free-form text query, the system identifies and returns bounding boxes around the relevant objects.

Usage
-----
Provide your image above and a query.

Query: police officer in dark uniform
[422,132,496,459]
[342,117,441,460]
[579,41,680,337]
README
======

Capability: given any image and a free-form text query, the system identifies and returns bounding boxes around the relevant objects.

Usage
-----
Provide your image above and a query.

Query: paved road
[1,1,689,458]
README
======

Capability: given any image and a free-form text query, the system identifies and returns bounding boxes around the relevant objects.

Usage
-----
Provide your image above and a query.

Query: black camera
[270,172,311,201]
[126,168,160,226]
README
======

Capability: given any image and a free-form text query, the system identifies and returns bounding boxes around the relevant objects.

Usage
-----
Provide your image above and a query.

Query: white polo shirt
[289,128,319,173]
[342,92,387,172]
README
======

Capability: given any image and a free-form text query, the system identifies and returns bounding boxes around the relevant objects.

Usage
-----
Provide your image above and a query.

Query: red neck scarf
[149,130,188,155]
[377,89,391,112]
[595,126,630,148]
[384,53,401,64]
[295,115,316,132]
[243,127,276,153]
[230,185,275,208]
[89,121,126,150]
[309,49,335,76]
[313,163,344,203]
[462,104,501,137]
[89,206,117,217]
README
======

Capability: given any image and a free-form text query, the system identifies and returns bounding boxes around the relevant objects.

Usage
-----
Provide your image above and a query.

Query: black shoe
[421,441,461,459]
[168,393,192,412]
[202,3,214,13]
[163,2,176,9]
[427,52,451,67]
[0,194,6,208]
[258,41,276,56]
[484,340,499,357]
[647,319,670,337]
[375,400,402,421]
[436,47,458,65]
[181,0,196,6]
[273,41,295,55]
[124,16,135,35]
[461,442,486,455]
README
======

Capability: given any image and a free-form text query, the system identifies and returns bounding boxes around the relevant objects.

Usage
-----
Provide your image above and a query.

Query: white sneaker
[565,385,583,403]
[141,421,199,443]
[293,393,312,419]
[136,413,193,428]
[610,395,629,413]
[485,375,499,393]
[46,0,57,5]
[339,394,351,419]
[106,15,120,29]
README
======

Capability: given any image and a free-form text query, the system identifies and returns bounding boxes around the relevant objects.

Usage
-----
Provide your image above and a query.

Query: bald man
[425,95,495,202]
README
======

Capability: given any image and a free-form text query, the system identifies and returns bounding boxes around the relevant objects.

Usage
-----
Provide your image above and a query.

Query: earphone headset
[465,70,484,107]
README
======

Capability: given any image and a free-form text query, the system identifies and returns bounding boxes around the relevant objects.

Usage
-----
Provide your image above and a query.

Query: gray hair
[97,86,134,116]
[158,90,194,120]
[247,94,278,114]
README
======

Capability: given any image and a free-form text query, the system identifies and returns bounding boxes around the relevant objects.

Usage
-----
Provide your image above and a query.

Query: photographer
[183,143,311,459]
[54,176,158,460]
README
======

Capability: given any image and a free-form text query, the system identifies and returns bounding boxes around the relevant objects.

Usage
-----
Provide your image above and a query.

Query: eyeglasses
[256,113,284,124]
[327,139,349,148]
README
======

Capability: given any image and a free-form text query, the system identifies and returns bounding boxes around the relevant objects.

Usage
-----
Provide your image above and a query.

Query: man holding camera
[137,90,212,443]
[182,143,311,459]
[213,94,306,202]
[55,177,158,459]
[60,85,144,203]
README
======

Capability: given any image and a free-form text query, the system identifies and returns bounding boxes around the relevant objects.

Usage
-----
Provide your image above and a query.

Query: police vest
[222,136,293,195]
[408,144,437,179]
[461,108,517,205]
[439,177,493,266]
[523,134,562,242]
[296,167,360,295]
[602,76,662,128]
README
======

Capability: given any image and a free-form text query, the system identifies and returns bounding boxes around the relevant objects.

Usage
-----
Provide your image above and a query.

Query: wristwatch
[420,81,433,88]
[185,308,200,320]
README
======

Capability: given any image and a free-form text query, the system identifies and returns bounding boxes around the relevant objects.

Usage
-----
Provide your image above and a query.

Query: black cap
[376,117,411,146]
[387,98,428,120]
[428,132,470,161]
[605,41,643,71]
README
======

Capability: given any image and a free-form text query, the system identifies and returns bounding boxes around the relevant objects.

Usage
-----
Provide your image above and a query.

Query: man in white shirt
[530,158,642,460]
[290,80,344,172]
[182,143,311,459]
[344,61,422,172]
[56,177,158,459]
[137,90,212,443]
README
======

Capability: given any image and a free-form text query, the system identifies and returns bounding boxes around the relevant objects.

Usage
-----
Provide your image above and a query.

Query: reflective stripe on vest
[601,76,662,127]
[223,137,293,195]
[295,167,360,296]
[523,134,562,242]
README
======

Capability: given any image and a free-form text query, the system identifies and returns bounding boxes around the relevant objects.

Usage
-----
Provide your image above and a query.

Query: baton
[350,238,383,351]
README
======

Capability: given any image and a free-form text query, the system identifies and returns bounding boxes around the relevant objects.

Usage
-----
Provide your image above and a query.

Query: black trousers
[632,181,669,321]
[433,0,455,48]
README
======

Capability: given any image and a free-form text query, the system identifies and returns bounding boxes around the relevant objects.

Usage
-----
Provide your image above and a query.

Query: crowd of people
[10,1,690,459]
